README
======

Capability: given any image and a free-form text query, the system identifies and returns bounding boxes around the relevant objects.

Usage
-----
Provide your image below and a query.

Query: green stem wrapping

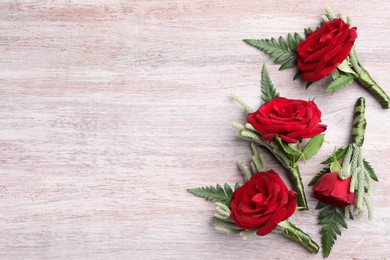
[278,220,319,254]
[356,69,390,109]
[237,130,309,210]
[289,166,308,211]
[350,97,367,146]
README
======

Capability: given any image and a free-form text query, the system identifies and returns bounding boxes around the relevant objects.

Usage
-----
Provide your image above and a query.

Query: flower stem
[350,97,367,146]
[277,220,319,254]
[349,47,390,109]
[236,129,309,210]
[356,69,390,109]
[289,166,309,211]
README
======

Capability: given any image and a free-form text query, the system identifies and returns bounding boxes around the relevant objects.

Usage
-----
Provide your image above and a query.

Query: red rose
[247,97,326,143]
[230,170,297,236]
[312,172,355,208]
[297,18,357,82]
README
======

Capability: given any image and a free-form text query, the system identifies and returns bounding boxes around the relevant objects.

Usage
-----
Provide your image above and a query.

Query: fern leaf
[187,185,232,206]
[308,167,330,186]
[261,65,279,102]
[321,146,348,164]
[318,205,347,258]
[326,75,354,92]
[243,33,303,71]
[363,159,378,181]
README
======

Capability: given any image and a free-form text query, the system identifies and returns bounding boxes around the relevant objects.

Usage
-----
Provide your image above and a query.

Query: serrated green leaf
[243,34,301,71]
[308,167,330,186]
[316,201,329,210]
[187,185,232,206]
[334,212,348,228]
[278,36,288,50]
[261,65,279,103]
[326,75,354,92]
[287,33,296,51]
[301,134,325,161]
[294,33,303,47]
[279,58,297,70]
[318,205,348,258]
[363,159,378,181]
[274,53,293,63]
[224,183,233,198]
[321,147,348,164]
[234,183,240,191]
[331,222,341,235]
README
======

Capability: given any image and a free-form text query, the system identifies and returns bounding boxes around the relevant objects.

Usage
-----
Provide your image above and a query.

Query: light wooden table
[1,1,389,259]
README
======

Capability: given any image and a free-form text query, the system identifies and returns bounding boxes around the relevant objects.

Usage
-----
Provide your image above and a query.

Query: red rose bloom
[247,97,326,143]
[297,18,357,82]
[230,170,297,236]
[312,172,355,208]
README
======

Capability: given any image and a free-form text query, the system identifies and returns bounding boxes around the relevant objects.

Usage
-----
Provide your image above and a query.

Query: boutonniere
[188,144,319,253]
[244,7,390,109]
[231,65,327,210]
[309,97,378,257]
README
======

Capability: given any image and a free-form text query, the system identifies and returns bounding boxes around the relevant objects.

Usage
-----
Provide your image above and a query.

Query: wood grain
[0,1,389,259]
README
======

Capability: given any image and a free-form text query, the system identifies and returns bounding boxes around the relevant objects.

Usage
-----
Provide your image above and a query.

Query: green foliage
[187,184,234,207]
[321,146,347,164]
[326,74,354,92]
[363,159,378,181]
[243,33,303,71]
[308,167,330,186]
[317,203,348,258]
[301,134,325,160]
[261,65,279,103]
[276,137,302,158]
[230,94,253,113]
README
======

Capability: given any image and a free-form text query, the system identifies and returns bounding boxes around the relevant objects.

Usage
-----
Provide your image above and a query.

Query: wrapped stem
[290,166,308,211]
[235,125,308,210]
[350,97,367,146]
[357,70,390,109]
[277,220,319,254]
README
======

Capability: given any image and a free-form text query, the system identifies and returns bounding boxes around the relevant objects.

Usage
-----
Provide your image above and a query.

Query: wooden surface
[1,1,390,259]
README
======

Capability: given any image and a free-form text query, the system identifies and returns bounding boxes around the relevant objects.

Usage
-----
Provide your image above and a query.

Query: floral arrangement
[187,7,382,258]
[188,143,319,254]
[231,65,326,210]
[244,8,390,108]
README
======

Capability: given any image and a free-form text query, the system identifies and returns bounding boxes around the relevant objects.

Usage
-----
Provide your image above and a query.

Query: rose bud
[247,97,326,143]
[230,170,297,236]
[297,18,357,82]
[312,172,355,208]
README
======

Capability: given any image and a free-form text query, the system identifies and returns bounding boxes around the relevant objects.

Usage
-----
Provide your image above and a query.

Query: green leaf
[330,160,342,173]
[293,71,300,80]
[334,212,348,228]
[275,136,302,157]
[326,75,354,92]
[337,60,356,75]
[224,183,233,198]
[243,33,303,71]
[318,206,348,258]
[363,159,378,181]
[301,134,325,161]
[279,58,297,70]
[321,147,347,164]
[309,167,330,186]
[234,183,241,191]
[316,201,329,210]
[260,65,279,103]
[187,185,233,206]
